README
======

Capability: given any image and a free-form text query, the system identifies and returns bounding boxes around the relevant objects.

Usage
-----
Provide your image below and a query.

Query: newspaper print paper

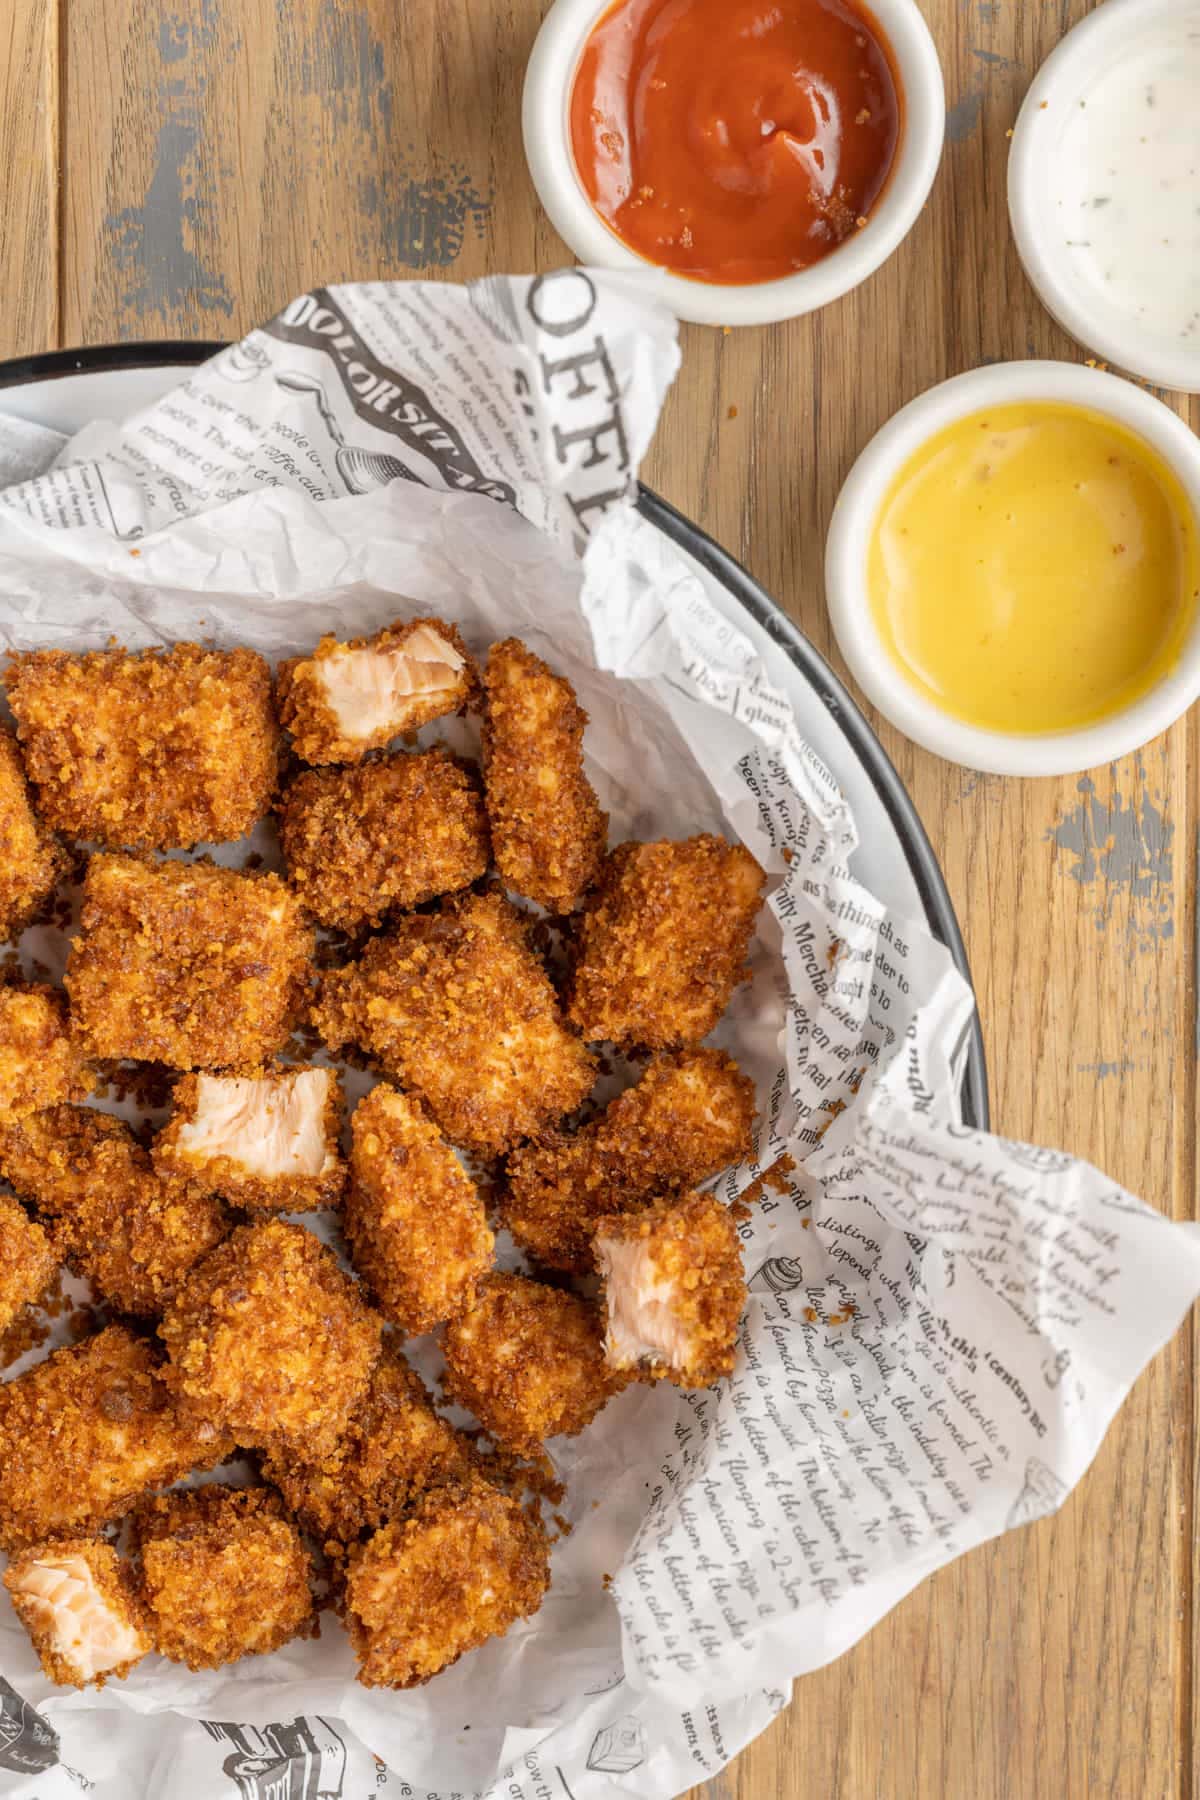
[0,271,1196,1800]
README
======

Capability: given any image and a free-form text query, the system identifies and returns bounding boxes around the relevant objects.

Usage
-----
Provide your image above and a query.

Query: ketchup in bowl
[569,0,904,286]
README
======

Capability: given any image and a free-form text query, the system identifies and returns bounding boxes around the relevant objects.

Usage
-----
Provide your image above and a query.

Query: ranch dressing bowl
[826,362,1200,777]
[1008,0,1200,393]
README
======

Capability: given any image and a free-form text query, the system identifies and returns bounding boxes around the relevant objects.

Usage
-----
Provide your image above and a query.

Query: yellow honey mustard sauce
[867,402,1200,735]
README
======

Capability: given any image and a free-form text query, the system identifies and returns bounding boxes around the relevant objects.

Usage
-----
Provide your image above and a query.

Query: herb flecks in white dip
[1053,26,1200,349]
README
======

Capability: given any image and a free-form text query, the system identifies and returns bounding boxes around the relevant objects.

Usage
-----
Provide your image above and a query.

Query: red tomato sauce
[569,0,904,286]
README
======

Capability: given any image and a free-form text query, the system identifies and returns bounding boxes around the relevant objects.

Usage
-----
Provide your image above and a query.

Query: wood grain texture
[0,0,57,357]
[60,0,538,341]
[0,0,1194,1793]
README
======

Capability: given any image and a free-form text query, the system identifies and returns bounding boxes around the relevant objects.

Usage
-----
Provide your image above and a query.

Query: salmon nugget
[313,889,594,1157]
[442,1272,626,1455]
[0,1195,57,1335]
[481,638,606,914]
[159,1220,382,1455]
[4,1538,150,1689]
[595,1190,746,1388]
[345,1086,493,1334]
[153,1065,345,1214]
[279,616,478,765]
[567,835,766,1049]
[279,750,490,932]
[0,1326,234,1552]
[504,1048,757,1273]
[0,984,93,1122]
[4,643,280,850]
[344,1476,549,1689]
[132,1485,315,1670]
[0,1105,228,1316]
[67,854,312,1069]
[0,725,63,937]
[261,1345,475,1550]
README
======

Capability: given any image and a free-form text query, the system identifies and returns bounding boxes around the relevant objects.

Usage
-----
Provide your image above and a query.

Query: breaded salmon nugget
[4,1538,150,1689]
[344,1475,549,1688]
[261,1344,475,1549]
[159,1220,382,1455]
[595,1190,746,1388]
[442,1272,626,1455]
[313,889,594,1157]
[132,1486,315,1670]
[0,1105,228,1316]
[0,1326,234,1552]
[0,1194,57,1334]
[0,725,63,937]
[504,1048,757,1273]
[153,1065,345,1214]
[4,643,280,850]
[279,750,490,932]
[345,1086,493,1334]
[279,616,478,765]
[0,984,93,1122]
[481,638,606,914]
[67,854,312,1069]
[567,836,766,1049]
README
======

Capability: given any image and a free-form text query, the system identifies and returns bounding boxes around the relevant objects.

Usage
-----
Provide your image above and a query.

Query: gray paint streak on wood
[360,165,493,268]
[288,1,394,134]
[282,6,494,264]
[160,0,217,62]
[957,770,1004,800]
[106,6,233,321]
[1047,776,1175,950]
[108,114,232,319]
[946,90,985,143]
[1076,1059,1140,1079]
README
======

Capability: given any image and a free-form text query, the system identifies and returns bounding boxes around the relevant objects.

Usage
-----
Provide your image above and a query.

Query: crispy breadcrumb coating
[132,1485,315,1669]
[343,1475,550,1688]
[442,1272,626,1455]
[595,1190,746,1388]
[4,1537,150,1688]
[481,638,606,914]
[279,750,490,932]
[67,854,313,1069]
[504,1048,757,1273]
[0,725,63,937]
[0,1104,228,1316]
[345,1086,493,1334]
[159,1220,382,1455]
[261,1344,475,1549]
[153,1065,345,1213]
[313,889,595,1157]
[279,617,479,765]
[0,1194,57,1335]
[567,836,765,1049]
[0,1326,235,1552]
[0,984,94,1122]
[4,643,281,849]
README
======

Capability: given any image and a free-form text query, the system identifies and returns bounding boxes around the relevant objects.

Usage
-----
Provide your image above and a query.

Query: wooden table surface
[1,1,1196,1794]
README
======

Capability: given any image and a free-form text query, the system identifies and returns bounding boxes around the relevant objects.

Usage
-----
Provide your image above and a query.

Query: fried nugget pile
[0,623,766,1696]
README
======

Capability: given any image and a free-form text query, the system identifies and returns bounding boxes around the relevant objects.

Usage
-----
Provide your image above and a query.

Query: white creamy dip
[1051,23,1200,353]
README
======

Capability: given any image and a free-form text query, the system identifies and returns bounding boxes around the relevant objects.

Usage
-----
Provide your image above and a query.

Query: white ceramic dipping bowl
[825,361,1200,777]
[522,0,946,327]
[1008,0,1200,394]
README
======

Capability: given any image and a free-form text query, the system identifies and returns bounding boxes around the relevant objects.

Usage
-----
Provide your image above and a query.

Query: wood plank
[0,0,57,357]
[55,1,1198,1795]
[61,0,539,343]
